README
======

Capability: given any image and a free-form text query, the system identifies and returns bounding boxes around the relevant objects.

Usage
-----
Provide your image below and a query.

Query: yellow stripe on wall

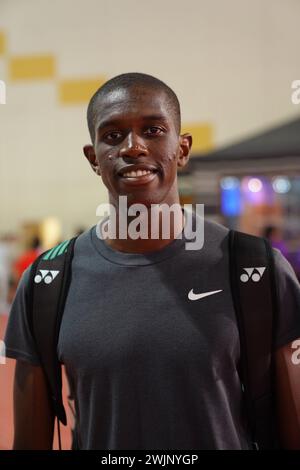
[9,55,55,80]
[59,77,107,104]
[181,123,214,154]
[0,32,6,55]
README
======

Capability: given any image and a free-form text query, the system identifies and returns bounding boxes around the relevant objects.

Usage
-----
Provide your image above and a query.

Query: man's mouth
[117,165,159,185]
[122,169,156,178]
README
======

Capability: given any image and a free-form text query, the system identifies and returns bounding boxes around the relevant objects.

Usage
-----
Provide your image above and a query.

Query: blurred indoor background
[0,0,300,449]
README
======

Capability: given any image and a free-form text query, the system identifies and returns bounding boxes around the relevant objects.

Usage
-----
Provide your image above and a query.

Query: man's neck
[101,205,185,254]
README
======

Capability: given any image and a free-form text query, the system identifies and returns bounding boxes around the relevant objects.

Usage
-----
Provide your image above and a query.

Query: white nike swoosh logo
[188,289,223,301]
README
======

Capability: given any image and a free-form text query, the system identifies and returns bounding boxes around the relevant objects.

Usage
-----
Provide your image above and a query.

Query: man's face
[84,86,191,208]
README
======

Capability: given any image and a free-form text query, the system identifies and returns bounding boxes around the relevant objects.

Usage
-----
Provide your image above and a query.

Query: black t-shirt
[4,213,300,449]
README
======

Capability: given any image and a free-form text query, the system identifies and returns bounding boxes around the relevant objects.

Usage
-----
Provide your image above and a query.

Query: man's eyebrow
[96,114,169,132]
[96,118,120,132]
[141,114,169,123]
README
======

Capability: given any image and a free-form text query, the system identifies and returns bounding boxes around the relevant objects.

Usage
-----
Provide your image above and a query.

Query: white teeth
[122,169,154,178]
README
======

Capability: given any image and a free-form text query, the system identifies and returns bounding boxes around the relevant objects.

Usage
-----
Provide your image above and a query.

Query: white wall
[0,0,300,236]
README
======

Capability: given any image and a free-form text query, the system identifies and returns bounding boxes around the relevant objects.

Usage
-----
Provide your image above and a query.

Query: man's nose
[119,133,148,158]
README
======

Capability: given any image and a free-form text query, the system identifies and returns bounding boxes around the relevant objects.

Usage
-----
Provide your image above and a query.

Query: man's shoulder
[202,216,229,237]
[188,208,228,233]
[184,210,230,256]
[195,212,230,245]
[73,226,94,249]
[72,225,103,266]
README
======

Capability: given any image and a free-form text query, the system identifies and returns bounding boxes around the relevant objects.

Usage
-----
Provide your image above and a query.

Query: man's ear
[83,144,101,175]
[178,133,192,169]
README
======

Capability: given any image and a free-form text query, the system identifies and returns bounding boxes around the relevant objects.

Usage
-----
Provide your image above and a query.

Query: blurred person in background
[0,236,12,314]
[13,236,42,283]
[263,226,289,259]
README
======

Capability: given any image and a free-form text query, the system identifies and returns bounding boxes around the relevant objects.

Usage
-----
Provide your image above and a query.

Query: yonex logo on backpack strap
[240,267,266,283]
[34,270,60,284]
[42,240,71,260]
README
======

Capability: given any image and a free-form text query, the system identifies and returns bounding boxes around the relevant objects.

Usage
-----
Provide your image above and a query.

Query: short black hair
[87,72,181,143]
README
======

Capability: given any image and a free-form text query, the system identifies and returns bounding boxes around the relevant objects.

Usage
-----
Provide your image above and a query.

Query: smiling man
[83,74,192,253]
[4,73,300,450]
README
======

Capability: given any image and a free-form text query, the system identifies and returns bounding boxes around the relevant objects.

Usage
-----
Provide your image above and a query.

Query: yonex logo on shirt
[240,267,266,283]
[34,270,60,284]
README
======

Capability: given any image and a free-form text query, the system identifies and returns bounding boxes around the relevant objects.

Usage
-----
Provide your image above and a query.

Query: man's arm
[13,360,55,449]
[275,338,300,449]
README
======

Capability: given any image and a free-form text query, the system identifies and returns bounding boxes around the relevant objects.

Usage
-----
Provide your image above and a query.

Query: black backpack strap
[229,229,279,449]
[26,237,77,426]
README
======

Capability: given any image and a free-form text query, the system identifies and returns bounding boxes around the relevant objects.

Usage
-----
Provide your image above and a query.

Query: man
[4,73,300,450]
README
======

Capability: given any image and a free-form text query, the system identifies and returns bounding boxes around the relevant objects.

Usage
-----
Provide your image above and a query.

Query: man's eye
[146,126,163,136]
[105,131,122,141]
